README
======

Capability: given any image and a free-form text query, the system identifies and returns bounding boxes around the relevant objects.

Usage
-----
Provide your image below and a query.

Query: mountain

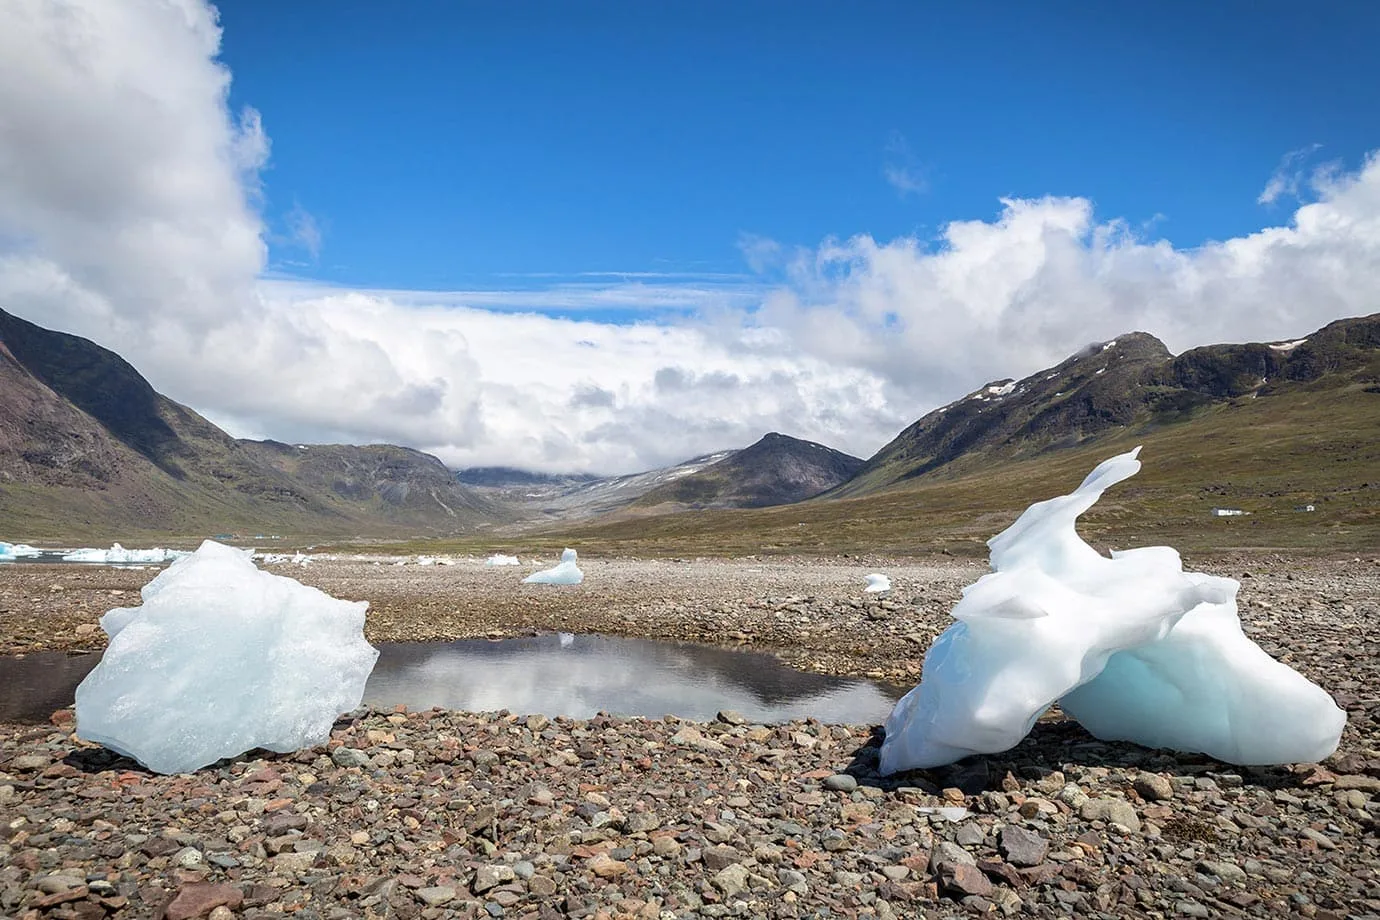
[834,314,1380,497]
[554,314,1378,557]
[459,451,740,522]
[0,307,507,539]
[633,432,865,510]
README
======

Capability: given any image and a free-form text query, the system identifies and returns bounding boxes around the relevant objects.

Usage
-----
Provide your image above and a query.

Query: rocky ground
[1,553,1378,918]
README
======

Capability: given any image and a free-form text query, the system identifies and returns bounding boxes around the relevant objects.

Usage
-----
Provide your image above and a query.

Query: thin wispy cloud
[883,132,928,198]
[285,203,322,259]
[262,275,766,314]
[1258,143,1324,206]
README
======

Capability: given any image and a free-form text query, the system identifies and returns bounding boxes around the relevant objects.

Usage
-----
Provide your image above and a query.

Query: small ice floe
[62,544,189,564]
[879,447,1346,774]
[864,573,891,593]
[485,554,521,566]
[74,541,379,774]
[0,542,42,560]
[558,632,576,648]
[524,548,584,585]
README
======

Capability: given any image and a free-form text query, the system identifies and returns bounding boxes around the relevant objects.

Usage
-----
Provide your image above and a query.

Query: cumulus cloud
[0,0,1377,476]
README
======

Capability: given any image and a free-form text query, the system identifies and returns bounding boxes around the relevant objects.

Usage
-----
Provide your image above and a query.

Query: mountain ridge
[0,307,507,539]
[832,313,1380,498]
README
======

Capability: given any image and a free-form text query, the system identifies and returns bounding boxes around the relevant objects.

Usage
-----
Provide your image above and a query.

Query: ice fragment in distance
[75,541,379,774]
[879,448,1345,774]
[486,554,521,566]
[864,573,891,593]
[523,548,584,585]
[0,542,41,560]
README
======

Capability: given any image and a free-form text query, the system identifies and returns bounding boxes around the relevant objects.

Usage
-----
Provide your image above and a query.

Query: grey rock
[1081,797,1142,832]
[824,773,858,793]
[712,863,750,898]
[9,754,49,772]
[1196,860,1246,884]
[999,825,1048,867]
[1134,773,1175,801]
[33,874,86,894]
[330,747,371,768]
[777,868,809,894]
[473,865,515,893]
[930,841,977,871]
[703,845,743,871]
[956,823,986,847]
[415,886,456,907]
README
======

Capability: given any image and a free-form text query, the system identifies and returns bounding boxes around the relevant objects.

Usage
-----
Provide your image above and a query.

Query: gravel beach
[1,553,1378,919]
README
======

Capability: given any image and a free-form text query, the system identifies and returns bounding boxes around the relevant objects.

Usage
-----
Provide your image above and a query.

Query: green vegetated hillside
[0,308,509,542]
[435,313,1378,559]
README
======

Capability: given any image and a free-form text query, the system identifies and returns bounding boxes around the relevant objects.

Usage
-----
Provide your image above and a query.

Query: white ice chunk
[485,554,521,566]
[879,448,1345,774]
[0,542,41,560]
[1060,578,1345,764]
[864,573,891,593]
[524,548,584,585]
[75,540,379,774]
[62,543,189,564]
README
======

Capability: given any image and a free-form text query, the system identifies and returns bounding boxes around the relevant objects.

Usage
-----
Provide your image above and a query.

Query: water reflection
[365,634,903,723]
[0,652,101,723]
[0,634,904,725]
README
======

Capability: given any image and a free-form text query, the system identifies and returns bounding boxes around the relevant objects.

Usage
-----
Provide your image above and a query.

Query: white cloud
[1258,143,1324,206]
[0,0,1377,477]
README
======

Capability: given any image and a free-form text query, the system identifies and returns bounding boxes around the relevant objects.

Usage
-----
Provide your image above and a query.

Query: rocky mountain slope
[0,308,507,539]
[833,313,1380,497]
[632,432,865,510]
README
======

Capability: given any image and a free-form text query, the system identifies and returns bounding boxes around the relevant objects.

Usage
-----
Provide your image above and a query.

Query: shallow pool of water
[0,552,167,568]
[0,634,904,725]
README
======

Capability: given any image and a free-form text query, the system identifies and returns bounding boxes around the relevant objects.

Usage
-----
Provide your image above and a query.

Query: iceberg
[485,554,521,566]
[523,547,584,585]
[75,540,379,774]
[0,542,42,560]
[62,543,189,564]
[879,448,1345,774]
[864,573,891,593]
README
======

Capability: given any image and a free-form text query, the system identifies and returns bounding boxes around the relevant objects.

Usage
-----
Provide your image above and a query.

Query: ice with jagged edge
[75,540,379,774]
[864,573,891,593]
[880,447,1346,773]
[486,554,521,566]
[523,548,584,585]
[63,543,189,564]
[0,542,42,560]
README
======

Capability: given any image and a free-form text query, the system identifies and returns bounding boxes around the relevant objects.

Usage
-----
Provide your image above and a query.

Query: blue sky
[4,0,1378,472]
[220,1,1380,296]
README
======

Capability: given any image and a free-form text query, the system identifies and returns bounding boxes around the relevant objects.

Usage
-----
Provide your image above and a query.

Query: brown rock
[587,853,631,878]
[162,882,244,920]
[938,862,992,898]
